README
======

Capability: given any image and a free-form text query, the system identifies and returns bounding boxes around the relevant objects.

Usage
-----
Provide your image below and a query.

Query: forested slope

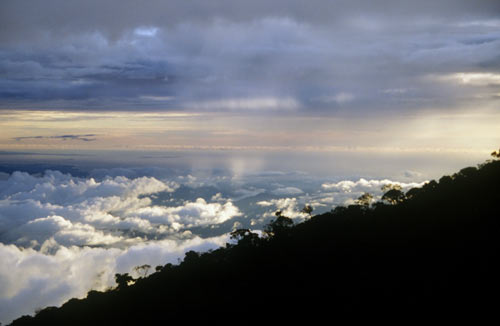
[10,158,500,324]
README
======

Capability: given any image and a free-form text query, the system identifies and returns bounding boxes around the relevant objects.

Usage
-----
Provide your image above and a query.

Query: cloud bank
[0,170,244,248]
[0,170,246,324]
[0,166,429,324]
[0,235,228,324]
[1,1,499,113]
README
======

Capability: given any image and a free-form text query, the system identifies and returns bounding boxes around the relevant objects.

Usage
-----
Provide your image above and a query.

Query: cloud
[0,170,173,204]
[321,178,425,192]
[403,170,423,179]
[0,168,248,324]
[315,92,355,105]
[13,134,98,142]
[271,186,304,196]
[8,215,124,248]
[321,178,426,206]
[0,170,244,250]
[185,97,300,111]
[231,188,267,201]
[2,1,499,113]
[2,1,499,42]
[0,234,228,325]
[251,177,428,226]
[433,72,500,86]
[0,164,432,324]
[0,171,209,248]
[125,198,241,231]
[257,197,308,220]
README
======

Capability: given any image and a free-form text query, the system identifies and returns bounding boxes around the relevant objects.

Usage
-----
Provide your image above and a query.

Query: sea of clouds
[0,169,425,324]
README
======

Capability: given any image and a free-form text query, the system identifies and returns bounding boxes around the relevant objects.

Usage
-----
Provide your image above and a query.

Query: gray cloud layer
[1,1,499,112]
[2,0,500,39]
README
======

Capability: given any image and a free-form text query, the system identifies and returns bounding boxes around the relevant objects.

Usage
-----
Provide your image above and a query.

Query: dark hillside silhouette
[10,157,500,324]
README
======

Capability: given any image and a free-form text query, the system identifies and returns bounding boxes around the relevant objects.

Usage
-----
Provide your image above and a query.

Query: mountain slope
[10,159,500,324]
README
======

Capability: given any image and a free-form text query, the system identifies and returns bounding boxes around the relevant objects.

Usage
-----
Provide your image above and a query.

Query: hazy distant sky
[0,0,499,153]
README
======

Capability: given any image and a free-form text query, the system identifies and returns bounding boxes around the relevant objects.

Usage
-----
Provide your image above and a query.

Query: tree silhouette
[381,184,405,204]
[381,184,402,192]
[183,251,200,265]
[134,264,151,278]
[382,189,405,204]
[355,192,373,206]
[301,205,314,216]
[265,211,294,237]
[114,273,134,289]
[230,228,261,247]
[492,149,500,159]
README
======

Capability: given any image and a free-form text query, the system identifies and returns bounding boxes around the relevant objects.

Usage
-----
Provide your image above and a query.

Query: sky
[1,0,500,153]
[1,0,500,324]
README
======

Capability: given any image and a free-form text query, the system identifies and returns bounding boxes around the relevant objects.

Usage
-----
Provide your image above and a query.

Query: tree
[381,184,402,192]
[265,212,294,238]
[405,187,422,200]
[301,205,314,216]
[183,251,200,265]
[134,264,151,278]
[355,193,373,206]
[230,228,261,247]
[115,273,134,290]
[381,184,405,205]
[491,149,500,159]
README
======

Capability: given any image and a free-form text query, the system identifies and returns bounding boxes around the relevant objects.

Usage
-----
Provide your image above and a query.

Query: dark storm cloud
[2,0,500,41]
[1,0,499,112]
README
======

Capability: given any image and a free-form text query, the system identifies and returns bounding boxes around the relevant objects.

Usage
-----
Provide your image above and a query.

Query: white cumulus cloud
[321,178,426,206]
[0,171,242,248]
[0,234,229,325]
[127,198,242,231]
[257,197,309,220]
